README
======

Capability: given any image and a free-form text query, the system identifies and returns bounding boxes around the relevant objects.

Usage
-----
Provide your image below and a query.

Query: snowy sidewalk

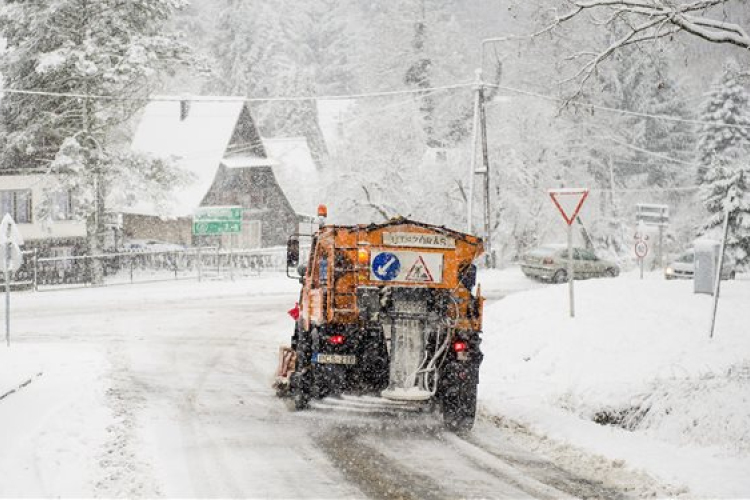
[0,345,45,402]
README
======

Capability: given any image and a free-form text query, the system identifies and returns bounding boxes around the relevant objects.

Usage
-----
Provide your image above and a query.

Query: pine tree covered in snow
[698,60,750,266]
[700,151,750,266]
[282,0,354,95]
[0,0,193,280]
[205,0,281,97]
[696,59,750,182]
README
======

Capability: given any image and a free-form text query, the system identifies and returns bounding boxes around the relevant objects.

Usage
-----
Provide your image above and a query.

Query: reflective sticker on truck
[370,250,443,283]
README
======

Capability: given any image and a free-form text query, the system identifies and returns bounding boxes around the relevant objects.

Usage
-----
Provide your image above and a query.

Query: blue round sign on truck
[372,252,401,281]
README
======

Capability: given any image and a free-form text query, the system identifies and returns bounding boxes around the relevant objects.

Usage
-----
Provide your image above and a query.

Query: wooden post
[197,246,202,282]
[33,248,38,292]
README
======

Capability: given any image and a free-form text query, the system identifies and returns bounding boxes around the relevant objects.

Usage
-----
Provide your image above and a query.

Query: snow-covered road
[0,274,667,498]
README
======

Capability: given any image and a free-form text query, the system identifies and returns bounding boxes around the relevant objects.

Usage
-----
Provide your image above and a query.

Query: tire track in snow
[95,345,162,498]
[317,427,449,500]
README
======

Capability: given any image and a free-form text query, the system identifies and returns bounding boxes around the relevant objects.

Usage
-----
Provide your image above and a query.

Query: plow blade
[273,346,297,397]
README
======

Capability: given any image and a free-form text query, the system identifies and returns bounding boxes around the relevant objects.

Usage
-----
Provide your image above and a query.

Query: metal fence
[2,245,306,291]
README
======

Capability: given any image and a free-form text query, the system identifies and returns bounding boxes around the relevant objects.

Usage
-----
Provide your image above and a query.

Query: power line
[589,185,700,193]
[0,82,474,103]
[485,82,750,133]
[4,78,750,135]
[596,135,698,167]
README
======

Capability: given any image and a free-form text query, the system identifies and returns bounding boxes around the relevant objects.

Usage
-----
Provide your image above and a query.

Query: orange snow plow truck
[275,213,485,431]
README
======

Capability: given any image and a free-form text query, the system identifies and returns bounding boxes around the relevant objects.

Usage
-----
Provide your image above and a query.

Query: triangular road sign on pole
[549,188,589,226]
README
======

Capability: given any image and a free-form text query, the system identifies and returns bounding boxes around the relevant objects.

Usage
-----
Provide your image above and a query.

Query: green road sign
[194,206,242,222]
[193,220,241,235]
[192,206,243,235]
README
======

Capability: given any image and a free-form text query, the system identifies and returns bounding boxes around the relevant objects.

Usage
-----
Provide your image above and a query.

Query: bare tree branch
[359,185,391,221]
[528,0,750,92]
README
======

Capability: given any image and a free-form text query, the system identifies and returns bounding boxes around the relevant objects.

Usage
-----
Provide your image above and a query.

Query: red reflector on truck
[453,341,467,353]
[328,335,346,345]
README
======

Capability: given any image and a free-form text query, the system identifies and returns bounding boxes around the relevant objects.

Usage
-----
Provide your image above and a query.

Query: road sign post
[635,240,648,279]
[0,214,24,347]
[636,204,669,270]
[192,206,243,236]
[193,206,243,279]
[549,188,589,318]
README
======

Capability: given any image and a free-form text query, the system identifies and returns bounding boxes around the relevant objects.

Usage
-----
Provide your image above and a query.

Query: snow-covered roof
[123,96,247,217]
[316,99,355,155]
[263,137,320,216]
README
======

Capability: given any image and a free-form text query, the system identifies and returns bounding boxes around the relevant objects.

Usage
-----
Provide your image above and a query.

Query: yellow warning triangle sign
[405,255,434,282]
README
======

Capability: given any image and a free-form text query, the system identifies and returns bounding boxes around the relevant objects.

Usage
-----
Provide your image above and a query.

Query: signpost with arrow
[0,214,24,346]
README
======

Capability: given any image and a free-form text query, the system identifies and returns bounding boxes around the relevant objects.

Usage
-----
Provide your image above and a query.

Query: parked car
[521,244,620,283]
[664,249,736,280]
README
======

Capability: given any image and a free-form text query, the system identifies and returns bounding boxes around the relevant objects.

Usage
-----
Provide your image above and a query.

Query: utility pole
[478,78,494,268]
[467,70,482,234]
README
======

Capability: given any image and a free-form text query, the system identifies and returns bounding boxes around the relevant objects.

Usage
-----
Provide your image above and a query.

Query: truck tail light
[452,340,468,353]
[328,335,346,345]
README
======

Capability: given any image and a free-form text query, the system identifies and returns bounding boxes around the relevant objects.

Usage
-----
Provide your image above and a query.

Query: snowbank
[479,272,750,497]
[0,343,109,496]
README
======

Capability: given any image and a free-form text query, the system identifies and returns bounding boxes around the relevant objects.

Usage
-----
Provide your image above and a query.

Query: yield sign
[548,188,589,226]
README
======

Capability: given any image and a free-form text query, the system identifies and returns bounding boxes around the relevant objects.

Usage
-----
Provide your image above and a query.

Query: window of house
[0,189,32,223]
[51,190,73,221]
[250,189,266,207]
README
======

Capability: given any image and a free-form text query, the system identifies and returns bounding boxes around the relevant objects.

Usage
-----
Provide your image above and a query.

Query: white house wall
[0,174,86,241]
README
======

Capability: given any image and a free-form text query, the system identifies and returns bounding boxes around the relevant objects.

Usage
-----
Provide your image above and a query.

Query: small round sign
[372,252,401,281]
[634,240,648,259]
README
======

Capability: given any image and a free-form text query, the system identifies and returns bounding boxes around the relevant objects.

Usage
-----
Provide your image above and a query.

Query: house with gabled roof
[121,97,309,249]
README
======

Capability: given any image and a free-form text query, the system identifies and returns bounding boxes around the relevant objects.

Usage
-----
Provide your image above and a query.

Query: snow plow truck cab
[275,215,485,431]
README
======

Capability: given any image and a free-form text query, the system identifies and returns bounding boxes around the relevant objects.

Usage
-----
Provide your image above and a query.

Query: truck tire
[292,370,310,410]
[442,381,477,432]
[292,337,312,411]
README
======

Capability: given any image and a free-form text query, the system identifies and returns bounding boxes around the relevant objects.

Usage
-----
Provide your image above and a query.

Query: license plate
[314,353,356,365]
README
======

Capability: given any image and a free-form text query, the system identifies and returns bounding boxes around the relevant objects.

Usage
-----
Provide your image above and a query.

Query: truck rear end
[277,216,484,431]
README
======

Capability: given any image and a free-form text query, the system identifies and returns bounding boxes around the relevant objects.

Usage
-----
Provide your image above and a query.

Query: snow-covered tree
[281,0,354,96]
[696,59,750,181]
[700,150,750,266]
[0,0,193,282]
[697,60,750,266]
[205,0,281,97]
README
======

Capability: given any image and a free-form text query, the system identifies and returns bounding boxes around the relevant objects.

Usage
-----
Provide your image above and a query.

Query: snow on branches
[698,59,750,266]
[530,1,750,90]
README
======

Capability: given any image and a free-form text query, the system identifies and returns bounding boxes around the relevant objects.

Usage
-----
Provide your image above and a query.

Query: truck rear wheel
[291,341,312,411]
[442,381,477,432]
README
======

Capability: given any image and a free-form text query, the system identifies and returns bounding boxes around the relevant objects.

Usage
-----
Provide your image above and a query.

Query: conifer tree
[0,0,193,281]
[696,59,750,182]
[698,60,750,266]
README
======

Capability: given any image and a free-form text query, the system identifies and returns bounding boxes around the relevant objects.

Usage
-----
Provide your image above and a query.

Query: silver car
[665,249,736,280]
[521,244,620,283]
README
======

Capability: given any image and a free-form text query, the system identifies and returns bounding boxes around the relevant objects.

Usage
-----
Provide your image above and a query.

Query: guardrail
[0,245,309,292]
